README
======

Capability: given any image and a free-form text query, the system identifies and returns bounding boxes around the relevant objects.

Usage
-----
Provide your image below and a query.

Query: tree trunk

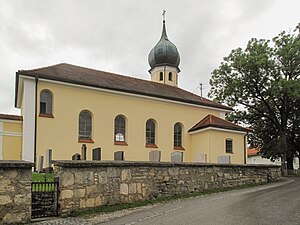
[287,156,294,170]
[280,134,289,175]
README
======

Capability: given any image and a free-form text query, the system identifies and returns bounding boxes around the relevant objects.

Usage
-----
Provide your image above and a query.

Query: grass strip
[32,172,55,191]
[32,172,54,182]
[68,181,277,218]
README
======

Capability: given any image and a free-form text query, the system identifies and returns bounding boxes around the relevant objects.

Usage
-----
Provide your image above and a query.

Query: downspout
[34,76,38,171]
[244,132,248,164]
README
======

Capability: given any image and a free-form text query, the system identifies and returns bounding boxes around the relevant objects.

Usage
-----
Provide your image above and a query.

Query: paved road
[35,178,300,225]
[99,178,300,225]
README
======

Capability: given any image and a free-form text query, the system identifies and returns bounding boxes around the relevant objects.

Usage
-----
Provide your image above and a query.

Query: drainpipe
[34,76,38,171]
[244,132,248,164]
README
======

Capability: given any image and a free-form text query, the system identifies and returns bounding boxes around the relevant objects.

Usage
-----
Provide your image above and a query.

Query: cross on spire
[162,9,166,22]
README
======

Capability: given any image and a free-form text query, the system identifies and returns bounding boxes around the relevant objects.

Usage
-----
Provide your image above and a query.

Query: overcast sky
[0,0,299,115]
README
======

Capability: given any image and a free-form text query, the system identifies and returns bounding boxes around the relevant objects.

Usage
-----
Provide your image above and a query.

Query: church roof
[16,63,231,111]
[248,148,259,156]
[189,114,250,133]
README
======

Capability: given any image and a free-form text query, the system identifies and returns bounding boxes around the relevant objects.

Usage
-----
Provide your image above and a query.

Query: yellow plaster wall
[190,131,210,162]
[3,122,22,133]
[209,130,245,164]
[2,121,22,160]
[36,81,223,162]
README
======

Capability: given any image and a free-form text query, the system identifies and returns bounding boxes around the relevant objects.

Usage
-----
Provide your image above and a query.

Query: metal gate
[31,177,59,218]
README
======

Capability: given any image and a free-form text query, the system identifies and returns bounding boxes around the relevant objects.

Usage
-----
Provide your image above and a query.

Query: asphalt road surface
[100,178,300,225]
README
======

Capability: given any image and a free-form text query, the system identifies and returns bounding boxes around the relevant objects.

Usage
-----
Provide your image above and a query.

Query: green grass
[32,172,54,182]
[32,172,55,191]
[68,181,275,218]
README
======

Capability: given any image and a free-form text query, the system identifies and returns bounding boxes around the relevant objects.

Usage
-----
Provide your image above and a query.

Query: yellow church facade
[35,78,241,163]
[3,19,250,165]
[0,114,22,160]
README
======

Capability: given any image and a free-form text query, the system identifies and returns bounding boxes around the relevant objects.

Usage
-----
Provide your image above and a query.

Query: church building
[1,18,250,165]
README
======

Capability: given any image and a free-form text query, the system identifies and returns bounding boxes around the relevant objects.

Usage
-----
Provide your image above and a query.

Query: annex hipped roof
[248,148,259,156]
[15,63,231,111]
[189,114,251,133]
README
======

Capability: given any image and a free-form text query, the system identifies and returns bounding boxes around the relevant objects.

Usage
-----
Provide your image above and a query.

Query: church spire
[148,11,181,87]
[161,10,168,40]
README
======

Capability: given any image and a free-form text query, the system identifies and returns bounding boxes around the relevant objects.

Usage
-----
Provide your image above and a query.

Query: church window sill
[145,143,158,148]
[39,113,54,118]
[174,146,185,150]
[78,139,94,143]
[114,141,128,146]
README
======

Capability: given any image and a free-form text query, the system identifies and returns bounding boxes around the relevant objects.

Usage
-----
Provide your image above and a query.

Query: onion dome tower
[148,11,180,86]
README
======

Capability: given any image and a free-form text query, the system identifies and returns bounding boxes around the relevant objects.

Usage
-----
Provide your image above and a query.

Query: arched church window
[169,72,173,81]
[40,90,53,115]
[114,115,126,142]
[78,110,92,140]
[146,119,156,145]
[174,123,182,147]
[159,72,163,81]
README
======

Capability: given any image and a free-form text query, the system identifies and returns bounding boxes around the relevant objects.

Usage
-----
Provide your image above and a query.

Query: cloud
[0,0,299,114]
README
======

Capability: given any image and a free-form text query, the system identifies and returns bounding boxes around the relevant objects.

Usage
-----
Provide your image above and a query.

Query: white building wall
[248,155,299,170]
[22,78,36,162]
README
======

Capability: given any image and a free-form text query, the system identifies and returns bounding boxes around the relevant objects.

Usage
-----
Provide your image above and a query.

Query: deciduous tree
[209,25,300,170]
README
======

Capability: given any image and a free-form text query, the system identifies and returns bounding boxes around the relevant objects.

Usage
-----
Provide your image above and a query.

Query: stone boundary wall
[53,161,281,214]
[0,161,34,225]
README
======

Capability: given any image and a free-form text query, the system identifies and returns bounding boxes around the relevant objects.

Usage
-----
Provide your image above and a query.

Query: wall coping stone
[0,160,34,168]
[53,160,281,169]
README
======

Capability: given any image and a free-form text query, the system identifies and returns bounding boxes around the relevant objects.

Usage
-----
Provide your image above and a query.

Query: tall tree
[209,25,300,170]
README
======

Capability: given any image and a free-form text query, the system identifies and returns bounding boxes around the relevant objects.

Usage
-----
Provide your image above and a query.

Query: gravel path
[30,205,155,225]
